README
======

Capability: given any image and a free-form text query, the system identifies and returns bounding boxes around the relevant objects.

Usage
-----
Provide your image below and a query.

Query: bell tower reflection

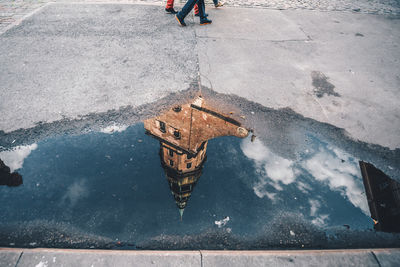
[144,96,249,219]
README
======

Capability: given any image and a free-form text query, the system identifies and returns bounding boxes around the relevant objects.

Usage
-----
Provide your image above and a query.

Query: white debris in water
[388,166,394,170]
[290,230,295,236]
[0,143,38,172]
[215,216,230,228]
[9,243,15,246]
[35,261,48,267]
[29,242,37,246]
[226,228,232,233]
[100,124,128,134]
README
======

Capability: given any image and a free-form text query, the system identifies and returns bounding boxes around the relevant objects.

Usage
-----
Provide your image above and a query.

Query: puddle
[0,90,399,249]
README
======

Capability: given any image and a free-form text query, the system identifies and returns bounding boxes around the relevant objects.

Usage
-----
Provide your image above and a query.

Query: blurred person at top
[165,0,224,15]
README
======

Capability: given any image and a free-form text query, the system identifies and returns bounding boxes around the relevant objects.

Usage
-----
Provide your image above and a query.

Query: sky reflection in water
[0,123,394,248]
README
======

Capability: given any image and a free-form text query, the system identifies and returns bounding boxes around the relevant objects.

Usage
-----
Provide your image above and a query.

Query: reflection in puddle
[0,144,37,187]
[144,96,249,218]
[0,93,399,249]
[360,161,400,233]
[241,136,371,229]
[0,159,23,187]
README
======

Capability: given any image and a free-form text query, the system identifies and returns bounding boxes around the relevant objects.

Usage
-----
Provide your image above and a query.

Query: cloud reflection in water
[0,144,38,172]
[241,136,370,225]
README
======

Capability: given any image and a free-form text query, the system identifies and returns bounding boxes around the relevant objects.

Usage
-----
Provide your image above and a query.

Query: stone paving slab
[1,248,400,267]
[196,7,400,149]
[16,249,201,267]
[0,3,197,132]
[201,250,380,267]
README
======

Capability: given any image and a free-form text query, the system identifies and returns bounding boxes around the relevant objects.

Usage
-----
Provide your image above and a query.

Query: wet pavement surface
[0,89,399,250]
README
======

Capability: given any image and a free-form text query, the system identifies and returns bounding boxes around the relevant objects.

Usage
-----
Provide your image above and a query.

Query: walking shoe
[175,15,186,26]
[195,12,208,17]
[165,8,178,14]
[214,2,224,7]
[200,18,212,25]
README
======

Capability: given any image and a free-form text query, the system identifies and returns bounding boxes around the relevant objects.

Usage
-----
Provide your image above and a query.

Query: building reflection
[144,96,249,219]
[0,159,23,187]
[360,161,400,233]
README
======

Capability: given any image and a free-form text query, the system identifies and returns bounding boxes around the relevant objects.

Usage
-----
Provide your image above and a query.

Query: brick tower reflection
[144,96,249,219]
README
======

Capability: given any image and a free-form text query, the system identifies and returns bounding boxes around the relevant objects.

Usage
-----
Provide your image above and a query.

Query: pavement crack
[199,250,203,267]
[197,39,215,92]
[197,36,310,43]
[370,251,382,267]
[299,26,313,41]
[15,251,23,267]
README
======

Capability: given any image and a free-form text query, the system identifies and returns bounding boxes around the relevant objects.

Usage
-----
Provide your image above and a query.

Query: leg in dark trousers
[176,0,211,26]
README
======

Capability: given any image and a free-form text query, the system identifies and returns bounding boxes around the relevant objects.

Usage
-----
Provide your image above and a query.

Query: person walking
[176,0,212,26]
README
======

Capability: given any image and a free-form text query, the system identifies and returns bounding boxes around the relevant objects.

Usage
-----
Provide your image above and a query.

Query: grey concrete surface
[196,8,400,149]
[372,249,400,267]
[1,248,400,267]
[15,249,201,267]
[0,3,197,132]
[201,250,381,267]
[1,3,400,151]
[0,249,22,267]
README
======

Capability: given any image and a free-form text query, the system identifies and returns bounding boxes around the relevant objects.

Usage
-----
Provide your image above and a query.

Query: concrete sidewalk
[1,248,400,267]
[0,2,399,149]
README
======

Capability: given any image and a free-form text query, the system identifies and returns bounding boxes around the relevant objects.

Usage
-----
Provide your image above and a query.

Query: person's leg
[194,2,208,17]
[177,0,197,19]
[197,0,205,18]
[165,0,178,13]
[166,0,174,9]
[214,0,224,7]
[198,0,211,25]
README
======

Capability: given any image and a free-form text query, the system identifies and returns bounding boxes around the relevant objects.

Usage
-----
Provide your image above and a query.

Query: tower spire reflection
[144,96,249,218]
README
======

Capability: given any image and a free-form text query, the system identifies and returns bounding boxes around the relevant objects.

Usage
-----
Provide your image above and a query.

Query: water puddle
[0,91,399,249]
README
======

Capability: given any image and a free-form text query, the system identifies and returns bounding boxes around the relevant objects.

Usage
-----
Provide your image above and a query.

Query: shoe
[195,13,208,17]
[165,8,178,14]
[214,2,224,7]
[175,15,186,26]
[200,18,212,25]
